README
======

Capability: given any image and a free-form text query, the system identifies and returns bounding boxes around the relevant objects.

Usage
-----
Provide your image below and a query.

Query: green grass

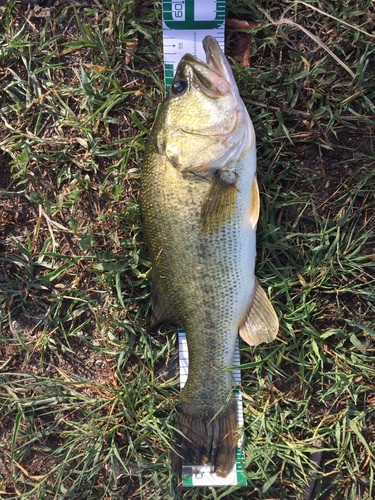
[1,0,375,498]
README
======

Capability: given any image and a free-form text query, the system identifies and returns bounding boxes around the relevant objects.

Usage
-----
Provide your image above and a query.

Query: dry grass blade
[299,1,375,39]
[259,7,356,78]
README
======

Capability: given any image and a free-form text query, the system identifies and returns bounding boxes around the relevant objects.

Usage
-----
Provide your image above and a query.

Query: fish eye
[171,79,187,95]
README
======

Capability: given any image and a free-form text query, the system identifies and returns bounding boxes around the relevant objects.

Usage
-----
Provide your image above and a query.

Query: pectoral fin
[200,170,238,236]
[239,278,279,346]
[150,271,178,328]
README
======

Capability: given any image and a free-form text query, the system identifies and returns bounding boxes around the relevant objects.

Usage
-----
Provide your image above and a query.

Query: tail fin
[171,397,238,478]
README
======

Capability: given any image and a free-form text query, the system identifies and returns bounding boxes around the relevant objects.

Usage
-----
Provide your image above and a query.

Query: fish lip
[202,36,239,97]
[178,53,230,97]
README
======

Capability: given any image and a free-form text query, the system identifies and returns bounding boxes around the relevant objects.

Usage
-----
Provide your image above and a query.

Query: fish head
[155,36,254,173]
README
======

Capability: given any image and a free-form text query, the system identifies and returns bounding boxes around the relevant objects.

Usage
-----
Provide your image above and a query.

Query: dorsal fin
[249,177,260,228]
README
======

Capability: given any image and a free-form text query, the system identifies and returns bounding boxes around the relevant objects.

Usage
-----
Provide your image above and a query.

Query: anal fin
[239,278,279,346]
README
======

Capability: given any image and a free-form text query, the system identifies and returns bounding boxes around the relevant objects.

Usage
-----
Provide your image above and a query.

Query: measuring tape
[161,0,247,487]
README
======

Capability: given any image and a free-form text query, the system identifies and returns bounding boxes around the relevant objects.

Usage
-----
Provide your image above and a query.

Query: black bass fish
[140,36,278,478]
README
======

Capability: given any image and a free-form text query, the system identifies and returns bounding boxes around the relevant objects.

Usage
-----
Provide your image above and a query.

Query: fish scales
[140,36,279,478]
[142,149,256,397]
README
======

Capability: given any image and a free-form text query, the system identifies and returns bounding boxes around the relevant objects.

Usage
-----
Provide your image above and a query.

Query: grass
[0,0,374,498]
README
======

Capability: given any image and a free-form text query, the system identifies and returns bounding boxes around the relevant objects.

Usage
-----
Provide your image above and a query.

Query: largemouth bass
[140,36,279,478]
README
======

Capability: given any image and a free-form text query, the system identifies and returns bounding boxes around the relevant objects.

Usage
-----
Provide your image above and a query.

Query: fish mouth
[175,36,236,98]
[202,36,239,97]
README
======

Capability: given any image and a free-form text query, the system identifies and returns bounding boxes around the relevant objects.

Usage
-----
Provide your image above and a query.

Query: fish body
[140,36,278,478]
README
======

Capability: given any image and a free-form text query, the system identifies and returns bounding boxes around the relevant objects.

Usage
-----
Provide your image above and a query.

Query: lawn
[0,0,375,499]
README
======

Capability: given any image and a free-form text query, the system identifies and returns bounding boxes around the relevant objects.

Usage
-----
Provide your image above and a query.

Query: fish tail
[171,397,238,478]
